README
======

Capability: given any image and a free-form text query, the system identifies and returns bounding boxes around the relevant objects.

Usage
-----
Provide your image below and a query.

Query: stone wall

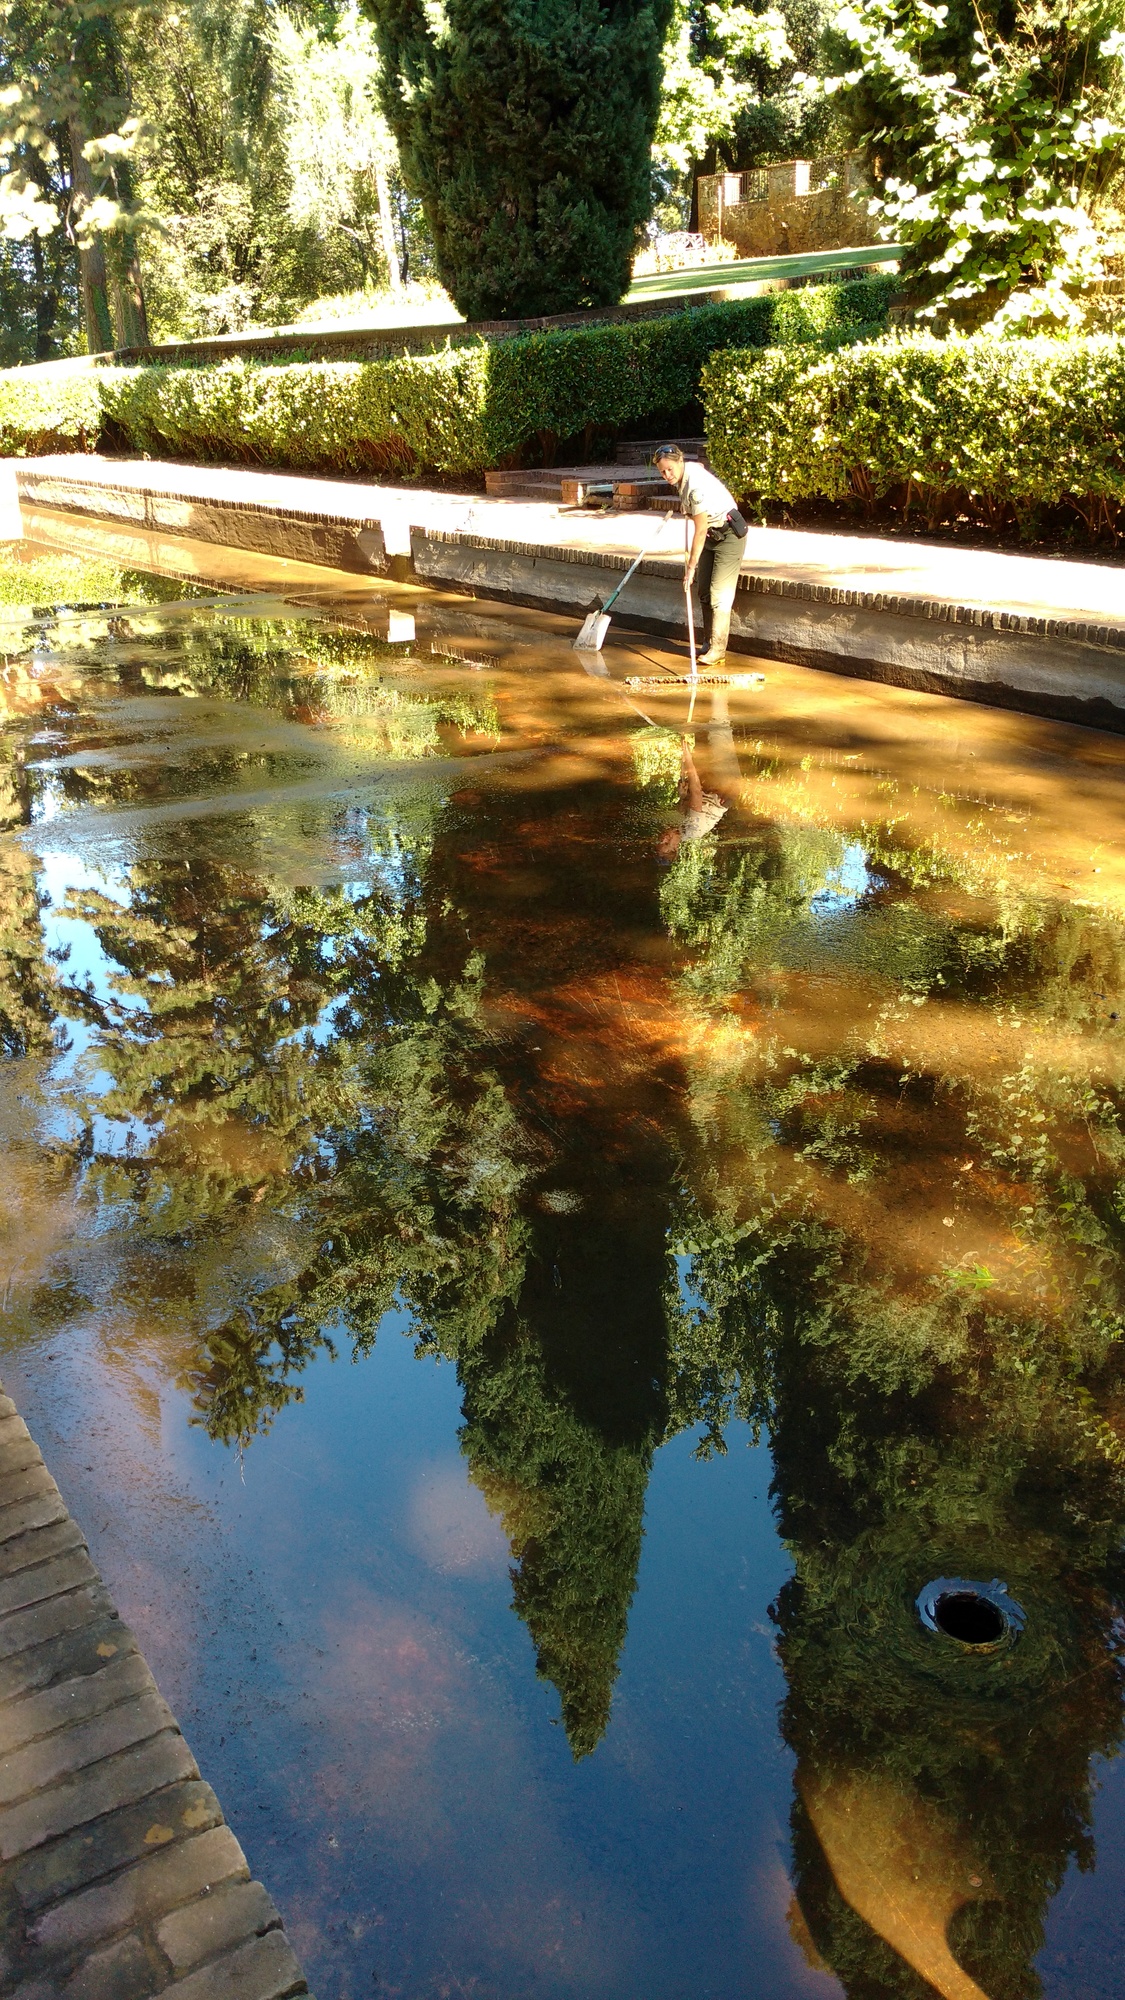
[697,158,881,259]
[0,1380,311,2000]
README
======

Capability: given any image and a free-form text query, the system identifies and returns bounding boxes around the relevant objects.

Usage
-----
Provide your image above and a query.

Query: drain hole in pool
[933,1591,1006,1646]
[916,1575,1025,1648]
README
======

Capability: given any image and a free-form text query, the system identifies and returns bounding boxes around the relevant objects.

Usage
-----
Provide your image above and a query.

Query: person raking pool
[654,444,748,667]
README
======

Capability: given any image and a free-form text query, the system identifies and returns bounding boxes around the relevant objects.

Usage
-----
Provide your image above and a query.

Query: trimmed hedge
[479,278,895,455]
[100,349,493,477]
[0,276,895,478]
[703,331,1125,534]
[0,369,102,456]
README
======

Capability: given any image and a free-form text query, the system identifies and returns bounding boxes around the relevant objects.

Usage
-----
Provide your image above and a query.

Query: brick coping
[0,1382,311,1999]
[416,527,1125,648]
[14,456,1125,656]
[16,464,391,533]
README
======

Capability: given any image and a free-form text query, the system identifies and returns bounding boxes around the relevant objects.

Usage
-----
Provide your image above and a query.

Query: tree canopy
[826,0,1125,326]
[4,0,1125,344]
[0,0,150,350]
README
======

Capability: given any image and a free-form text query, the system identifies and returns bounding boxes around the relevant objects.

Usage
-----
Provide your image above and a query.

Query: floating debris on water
[431,640,502,671]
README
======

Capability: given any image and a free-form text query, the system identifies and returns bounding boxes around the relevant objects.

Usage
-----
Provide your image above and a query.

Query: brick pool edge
[0,1383,311,2000]
[13,454,1125,736]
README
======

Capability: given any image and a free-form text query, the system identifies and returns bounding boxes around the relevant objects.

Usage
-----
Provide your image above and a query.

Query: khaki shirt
[676,462,737,530]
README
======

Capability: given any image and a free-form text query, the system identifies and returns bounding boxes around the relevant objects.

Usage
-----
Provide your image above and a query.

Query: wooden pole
[685,517,697,681]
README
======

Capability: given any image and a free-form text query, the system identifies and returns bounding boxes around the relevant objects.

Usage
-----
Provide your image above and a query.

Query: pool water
[2,567,1125,1999]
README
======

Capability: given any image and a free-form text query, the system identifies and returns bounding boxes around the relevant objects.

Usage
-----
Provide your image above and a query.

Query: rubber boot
[699,607,731,667]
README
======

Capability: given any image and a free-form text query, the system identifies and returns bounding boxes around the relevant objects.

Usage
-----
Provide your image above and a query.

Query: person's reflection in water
[655,719,733,865]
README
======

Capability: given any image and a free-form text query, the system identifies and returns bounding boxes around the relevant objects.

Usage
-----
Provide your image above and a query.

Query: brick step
[484,463,636,497]
[484,440,709,504]
[0,1382,310,1997]
[480,462,672,504]
[485,463,663,503]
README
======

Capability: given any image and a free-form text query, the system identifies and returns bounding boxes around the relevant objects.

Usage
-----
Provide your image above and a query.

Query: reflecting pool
[2,558,1125,1999]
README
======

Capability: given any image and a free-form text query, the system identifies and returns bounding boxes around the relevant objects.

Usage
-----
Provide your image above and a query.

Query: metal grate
[809,155,845,194]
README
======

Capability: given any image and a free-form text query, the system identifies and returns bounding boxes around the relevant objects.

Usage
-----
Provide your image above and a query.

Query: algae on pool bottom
[1,572,1124,2000]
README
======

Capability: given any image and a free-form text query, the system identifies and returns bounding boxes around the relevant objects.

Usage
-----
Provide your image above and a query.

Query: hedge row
[0,369,102,456]
[703,331,1125,533]
[477,276,895,456]
[101,348,491,476]
[0,276,895,477]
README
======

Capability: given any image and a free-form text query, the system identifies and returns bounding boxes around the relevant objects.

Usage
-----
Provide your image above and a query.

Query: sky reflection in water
[2,584,1125,1999]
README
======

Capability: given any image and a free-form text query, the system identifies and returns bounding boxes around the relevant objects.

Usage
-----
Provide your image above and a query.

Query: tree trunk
[375,162,402,292]
[67,120,114,352]
[396,201,410,287]
[109,228,150,348]
[30,233,59,361]
[108,150,150,347]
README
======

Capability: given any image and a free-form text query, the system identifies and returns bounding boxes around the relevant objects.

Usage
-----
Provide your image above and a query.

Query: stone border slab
[0,1385,311,2000]
[14,455,1125,734]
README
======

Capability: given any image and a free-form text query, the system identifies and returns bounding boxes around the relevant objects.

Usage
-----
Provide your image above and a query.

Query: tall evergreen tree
[366,0,674,319]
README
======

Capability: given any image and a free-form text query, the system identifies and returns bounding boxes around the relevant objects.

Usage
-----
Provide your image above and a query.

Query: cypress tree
[366,0,673,320]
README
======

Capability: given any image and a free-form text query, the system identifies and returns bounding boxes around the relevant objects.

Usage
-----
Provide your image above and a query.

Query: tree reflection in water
[664,807,1125,2000]
[3,624,1125,1994]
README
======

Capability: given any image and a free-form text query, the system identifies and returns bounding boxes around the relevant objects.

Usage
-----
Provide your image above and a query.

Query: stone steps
[483,438,708,505]
[483,462,657,502]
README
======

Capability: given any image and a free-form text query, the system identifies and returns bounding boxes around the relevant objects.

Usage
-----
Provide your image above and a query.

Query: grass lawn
[624,242,902,301]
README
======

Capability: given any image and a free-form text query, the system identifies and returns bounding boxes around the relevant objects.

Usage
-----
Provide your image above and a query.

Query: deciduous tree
[653,0,835,232]
[826,0,1125,327]
[0,0,150,351]
[270,4,403,292]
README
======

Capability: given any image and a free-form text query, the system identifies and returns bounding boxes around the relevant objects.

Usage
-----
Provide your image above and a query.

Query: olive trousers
[694,523,747,647]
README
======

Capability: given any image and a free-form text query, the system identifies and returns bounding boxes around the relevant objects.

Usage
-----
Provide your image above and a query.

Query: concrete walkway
[0,1381,309,2000]
[13,451,1125,620]
[11,455,1125,731]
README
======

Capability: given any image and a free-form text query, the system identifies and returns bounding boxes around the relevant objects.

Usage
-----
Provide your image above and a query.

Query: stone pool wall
[12,454,1125,735]
[0,1382,310,2000]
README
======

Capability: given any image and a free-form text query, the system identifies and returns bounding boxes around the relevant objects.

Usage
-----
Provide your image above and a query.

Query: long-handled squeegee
[623,532,766,688]
[573,514,676,651]
[616,568,764,692]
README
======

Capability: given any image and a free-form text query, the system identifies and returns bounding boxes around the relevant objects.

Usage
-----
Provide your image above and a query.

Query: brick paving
[0,1387,309,2000]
